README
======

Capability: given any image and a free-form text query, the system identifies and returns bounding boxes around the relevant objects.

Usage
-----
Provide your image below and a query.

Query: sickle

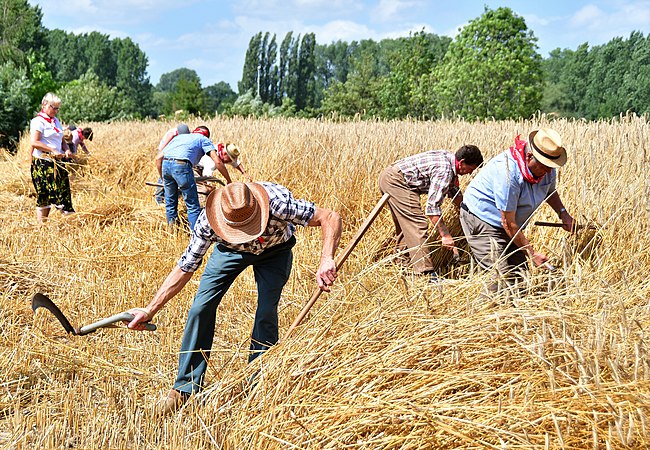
[31,293,156,335]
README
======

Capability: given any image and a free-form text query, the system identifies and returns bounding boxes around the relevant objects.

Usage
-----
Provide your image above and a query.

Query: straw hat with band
[528,128,567,168]
[206,182,270,244]
[225,144,241,167]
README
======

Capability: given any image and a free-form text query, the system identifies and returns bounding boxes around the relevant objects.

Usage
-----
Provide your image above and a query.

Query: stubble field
[0,114,649,448]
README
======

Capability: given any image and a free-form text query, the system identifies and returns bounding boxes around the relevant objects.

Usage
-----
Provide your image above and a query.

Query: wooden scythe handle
[282,193,391,341]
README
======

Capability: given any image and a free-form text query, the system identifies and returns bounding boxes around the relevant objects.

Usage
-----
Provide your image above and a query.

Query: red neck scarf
[217,143,225,161]
[509,135,543,184]
[453,158,460,187]
[77,128,84,141]
[38,111,61,133]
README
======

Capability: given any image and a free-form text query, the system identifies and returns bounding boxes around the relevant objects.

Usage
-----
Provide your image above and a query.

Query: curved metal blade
[31,293,77,335]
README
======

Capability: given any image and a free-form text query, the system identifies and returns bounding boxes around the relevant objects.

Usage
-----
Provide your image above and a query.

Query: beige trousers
[379,165,435,274]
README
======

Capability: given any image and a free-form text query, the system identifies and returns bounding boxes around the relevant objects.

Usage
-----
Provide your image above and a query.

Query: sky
[27,0,650,91]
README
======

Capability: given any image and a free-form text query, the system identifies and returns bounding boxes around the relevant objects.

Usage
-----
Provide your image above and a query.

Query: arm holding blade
[127,265,194,331]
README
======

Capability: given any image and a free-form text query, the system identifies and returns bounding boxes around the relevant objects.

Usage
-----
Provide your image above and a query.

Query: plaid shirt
[177,182,316,272]
[394,150,459,216]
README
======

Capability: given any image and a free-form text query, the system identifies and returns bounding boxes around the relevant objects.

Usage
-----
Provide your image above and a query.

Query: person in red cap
[126,181,342,414]
[155,125,223,230]
[153,124,191,204]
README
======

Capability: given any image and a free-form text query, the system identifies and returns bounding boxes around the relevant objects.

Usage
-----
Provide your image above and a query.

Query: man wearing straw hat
[126,181,342,413]
[460,127,575,294]
[378,145,484,280]
[196,142,253,182]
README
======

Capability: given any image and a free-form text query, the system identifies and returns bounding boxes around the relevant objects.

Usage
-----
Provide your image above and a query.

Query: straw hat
[206,182,269,244]
[528,128,567,168]
[225,144,240,163]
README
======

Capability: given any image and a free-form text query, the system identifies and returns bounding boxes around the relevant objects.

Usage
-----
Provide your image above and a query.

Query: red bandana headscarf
[38,111,61,133]
[509,135,543,184]
[192,127,209,138]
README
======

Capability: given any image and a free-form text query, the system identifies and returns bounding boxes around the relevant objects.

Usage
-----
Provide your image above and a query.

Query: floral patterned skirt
[30,158,74,212]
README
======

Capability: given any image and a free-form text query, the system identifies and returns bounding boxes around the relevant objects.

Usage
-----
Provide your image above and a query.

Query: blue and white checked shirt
[394,150,459,216]
[177,182,316,272]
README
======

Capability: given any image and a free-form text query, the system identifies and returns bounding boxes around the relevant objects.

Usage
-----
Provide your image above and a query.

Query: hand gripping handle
[78,312,157,335]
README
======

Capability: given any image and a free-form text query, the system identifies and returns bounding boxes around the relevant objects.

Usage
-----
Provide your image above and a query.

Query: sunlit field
[1,114,649,448]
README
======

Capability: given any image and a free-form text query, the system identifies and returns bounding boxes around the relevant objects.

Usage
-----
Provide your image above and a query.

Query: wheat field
[1,115,649,449]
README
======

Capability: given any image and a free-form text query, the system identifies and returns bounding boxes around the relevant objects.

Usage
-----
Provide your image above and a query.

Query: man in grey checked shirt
[127,181,342,413]
[379,145,483,277]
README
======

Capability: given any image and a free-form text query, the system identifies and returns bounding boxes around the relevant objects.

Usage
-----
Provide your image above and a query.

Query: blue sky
[27,0,650,91]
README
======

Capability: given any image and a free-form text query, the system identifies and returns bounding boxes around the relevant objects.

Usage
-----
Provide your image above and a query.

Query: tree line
[1,1,648,152]
[235,7,649,121]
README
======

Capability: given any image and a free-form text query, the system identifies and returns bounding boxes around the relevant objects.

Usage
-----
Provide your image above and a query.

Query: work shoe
[156,389,189,416]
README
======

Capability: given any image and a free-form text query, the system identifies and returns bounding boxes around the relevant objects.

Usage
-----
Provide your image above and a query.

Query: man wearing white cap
[460,128,575,293]
[126,181,342,413]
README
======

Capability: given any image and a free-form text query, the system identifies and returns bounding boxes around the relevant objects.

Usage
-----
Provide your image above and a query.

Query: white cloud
[372,0,423,23]
[570,4,605,28]
[306,20,375,43]
[568,1,649,43]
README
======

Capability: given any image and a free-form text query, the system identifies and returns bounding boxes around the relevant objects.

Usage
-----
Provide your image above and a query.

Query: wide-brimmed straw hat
[528,128,567,168]
[206,182,269,244]
[225,144,240,164]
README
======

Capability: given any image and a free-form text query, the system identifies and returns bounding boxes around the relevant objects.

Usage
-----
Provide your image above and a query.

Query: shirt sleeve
[201,137,216,154]
[264,183,315,226]
[424,167,453,216]
[177,210,217,272]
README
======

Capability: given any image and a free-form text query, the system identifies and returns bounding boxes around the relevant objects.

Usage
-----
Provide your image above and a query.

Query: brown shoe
[157,389,188,416]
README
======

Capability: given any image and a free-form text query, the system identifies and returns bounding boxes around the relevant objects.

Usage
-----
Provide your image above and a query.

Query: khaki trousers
[379,165,435,274]
[459,206,528,293]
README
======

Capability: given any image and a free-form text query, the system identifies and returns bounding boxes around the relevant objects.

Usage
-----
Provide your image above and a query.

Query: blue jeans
[154,177,164,204]
[173,237,296,394]
[162,159,201,230]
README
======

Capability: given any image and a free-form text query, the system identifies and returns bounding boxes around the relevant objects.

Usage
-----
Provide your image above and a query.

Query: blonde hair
[41,92,62,108]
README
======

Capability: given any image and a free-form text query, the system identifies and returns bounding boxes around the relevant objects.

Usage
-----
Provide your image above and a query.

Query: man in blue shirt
[155,126,222,230]
[460,128,575,293]
[126,181,342,414]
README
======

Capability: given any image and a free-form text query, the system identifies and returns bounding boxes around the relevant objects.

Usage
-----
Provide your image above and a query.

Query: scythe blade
[31,293,78,335]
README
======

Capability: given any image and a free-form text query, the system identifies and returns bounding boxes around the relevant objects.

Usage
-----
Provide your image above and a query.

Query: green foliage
[543,32,650,119]
[169,78,207,116]
[204,81,237,114]
[0,62,32,151]
[26,52,59,111]
[320,50,383,118]
[57,71,120,122]
[0,0,46,67]
[45,29,88,82]
[431,7,543,120]
[376,31,451,119]
[296,33,317,110]
[230,89,264,116]
[156,68,200,93]
[239,32,262,96]
[112,37,153,118]
[155,68,206,116]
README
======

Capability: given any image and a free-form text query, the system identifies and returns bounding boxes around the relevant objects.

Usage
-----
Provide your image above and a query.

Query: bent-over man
[378,145,484,278]
[127,181,342,414]
[460,127,574,293]
[155,125,222,230]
